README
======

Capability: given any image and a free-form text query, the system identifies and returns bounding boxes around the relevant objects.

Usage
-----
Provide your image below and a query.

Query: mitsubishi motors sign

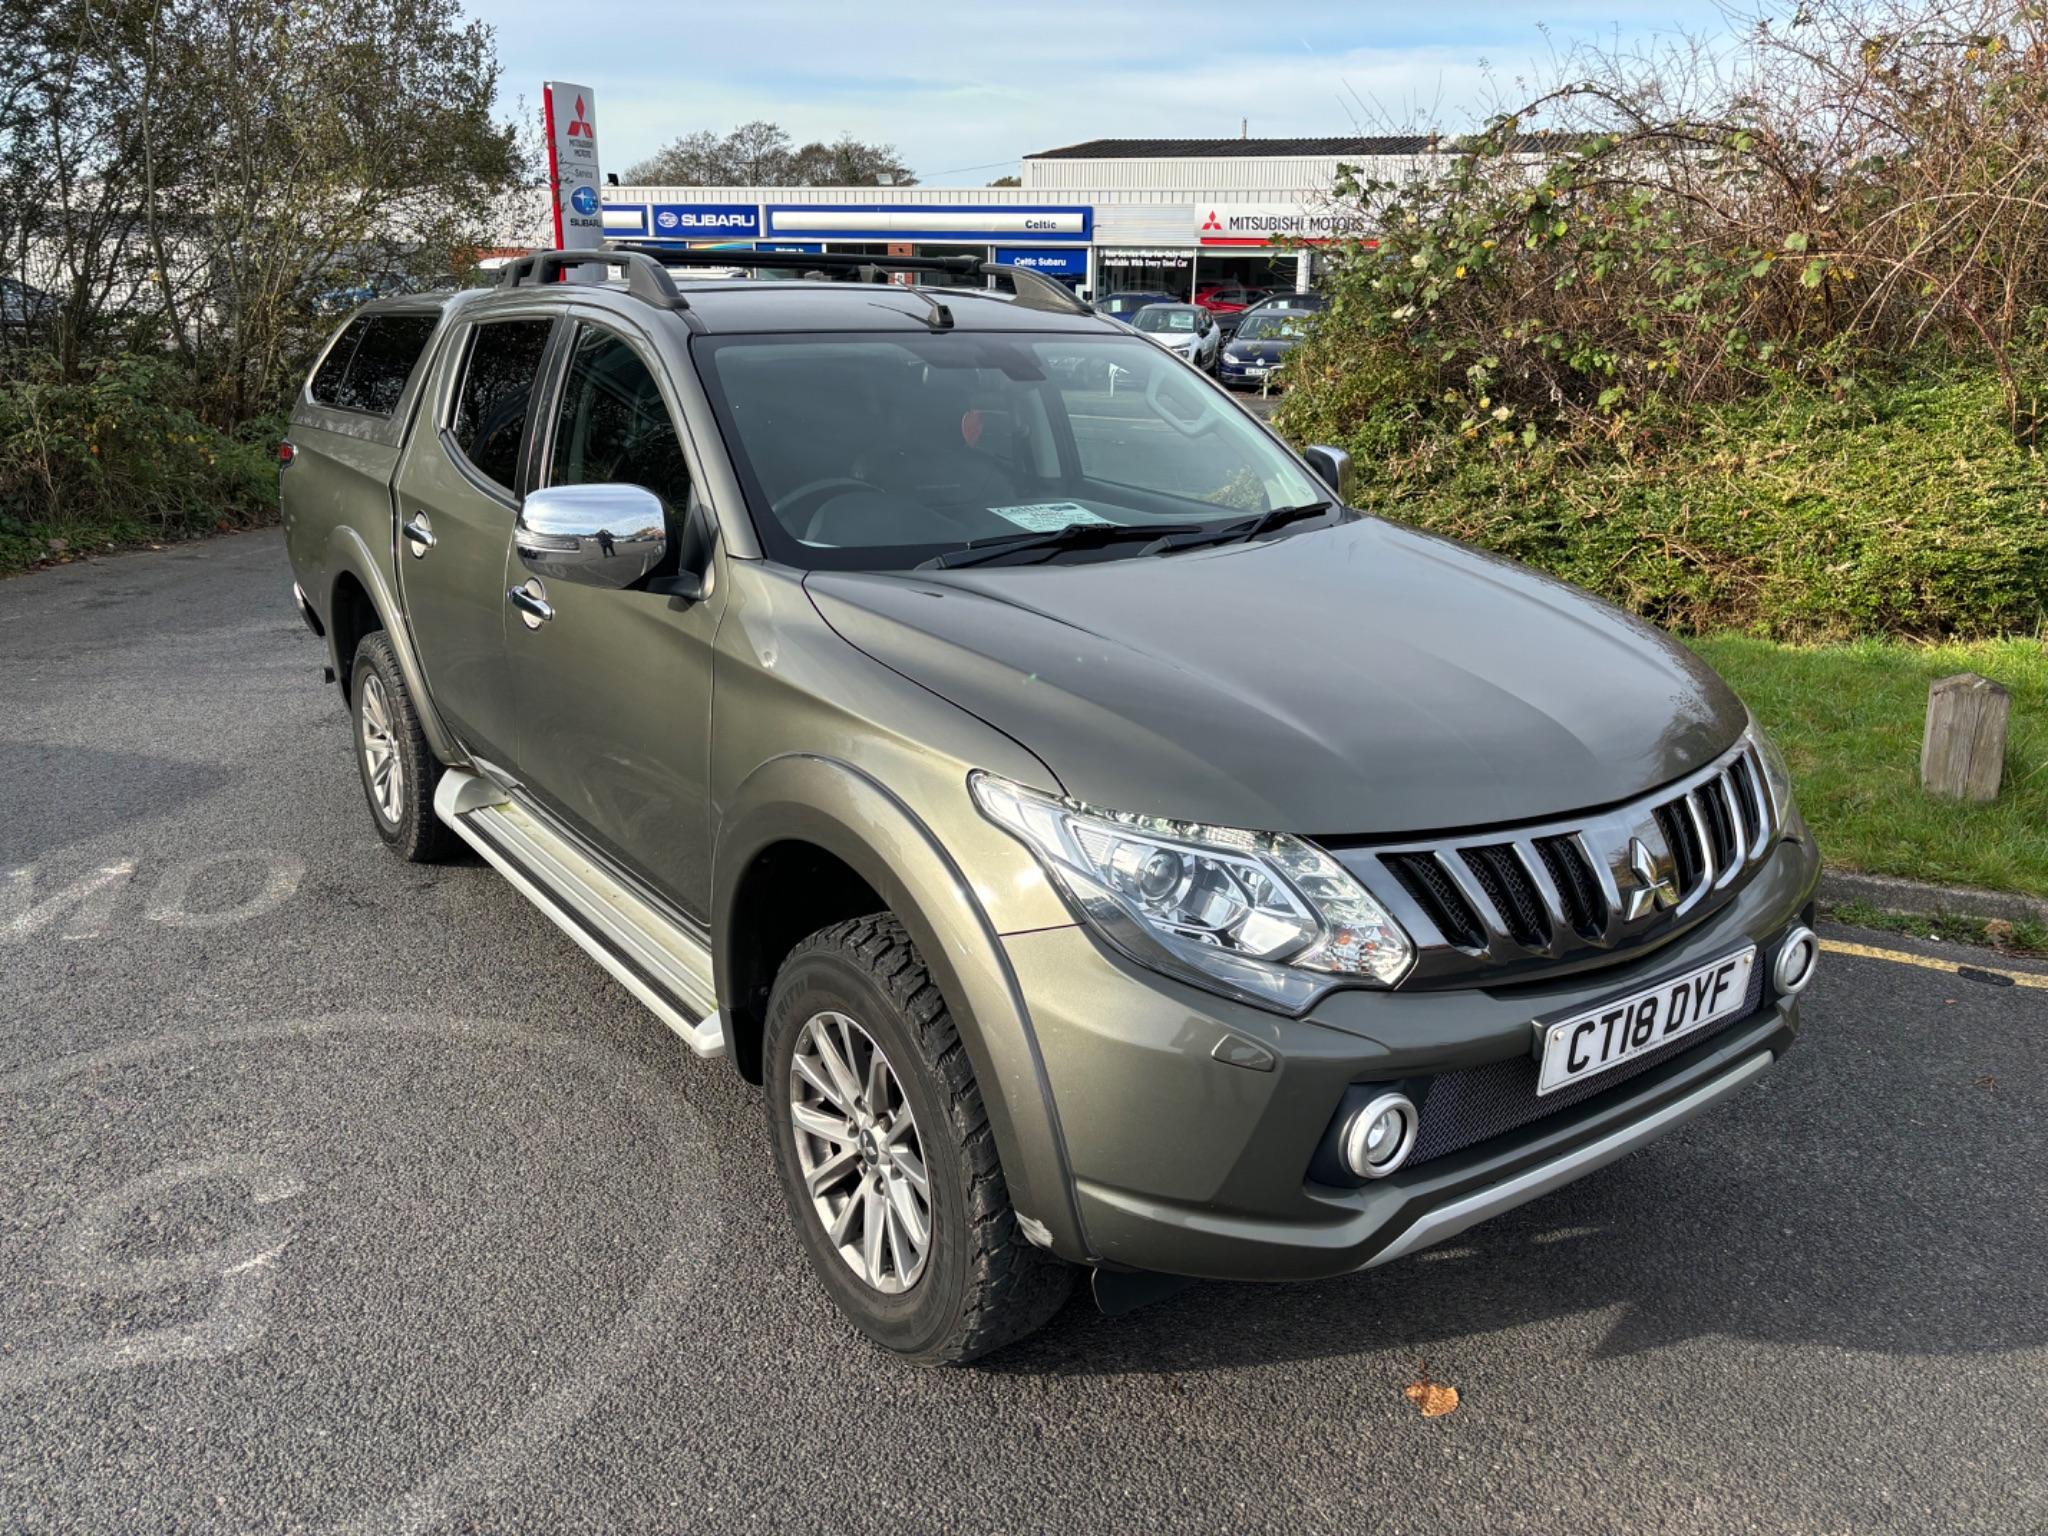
[542,82,604,280]
[1196,202,1374,245]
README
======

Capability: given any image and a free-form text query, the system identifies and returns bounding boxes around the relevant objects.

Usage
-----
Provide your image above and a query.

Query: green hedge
[1277,365,2048,641]
[0,355,278,575]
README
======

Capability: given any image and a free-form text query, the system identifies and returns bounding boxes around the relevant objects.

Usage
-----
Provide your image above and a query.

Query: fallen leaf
[1405,1363,1460,1418]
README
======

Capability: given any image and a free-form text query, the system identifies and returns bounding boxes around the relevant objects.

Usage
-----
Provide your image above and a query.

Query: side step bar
[433,770,726,1058]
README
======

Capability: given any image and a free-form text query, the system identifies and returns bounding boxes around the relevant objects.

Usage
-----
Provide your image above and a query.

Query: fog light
[1774,925,1819,995]
[1341,1092,1418,1180]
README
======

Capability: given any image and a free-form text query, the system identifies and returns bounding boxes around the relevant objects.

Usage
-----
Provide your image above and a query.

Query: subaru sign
[648,203,762,239]
[995,247,1086,277]
[542,81,605,282]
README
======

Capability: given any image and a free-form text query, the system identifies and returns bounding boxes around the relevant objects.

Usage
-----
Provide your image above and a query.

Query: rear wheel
[350,631,452,863]
[765,914,1074,1364]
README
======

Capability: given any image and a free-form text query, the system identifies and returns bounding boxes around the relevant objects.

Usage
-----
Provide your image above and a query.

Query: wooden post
[1921,673,2010,802]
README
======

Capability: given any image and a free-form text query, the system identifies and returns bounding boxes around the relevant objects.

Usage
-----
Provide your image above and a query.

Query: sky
[489,1,1741,185]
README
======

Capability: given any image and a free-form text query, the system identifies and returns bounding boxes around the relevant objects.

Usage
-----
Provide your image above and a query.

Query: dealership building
[601,136,1436,298]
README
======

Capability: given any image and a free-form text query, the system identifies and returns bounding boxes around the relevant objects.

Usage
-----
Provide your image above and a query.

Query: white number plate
[1535,946,1757,1096]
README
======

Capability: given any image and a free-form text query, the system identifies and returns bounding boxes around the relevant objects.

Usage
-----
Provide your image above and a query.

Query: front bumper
[1003,831,1820,1280]
[1217,359,1275,387]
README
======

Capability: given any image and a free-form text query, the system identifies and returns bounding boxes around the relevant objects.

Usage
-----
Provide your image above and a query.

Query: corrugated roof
[1026,136,1434,160]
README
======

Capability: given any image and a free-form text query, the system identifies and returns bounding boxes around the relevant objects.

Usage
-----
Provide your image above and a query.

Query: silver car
[1131,302,1221,370]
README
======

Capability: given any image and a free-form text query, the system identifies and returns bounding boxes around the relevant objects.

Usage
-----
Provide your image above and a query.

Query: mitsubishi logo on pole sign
[542,81,604,282]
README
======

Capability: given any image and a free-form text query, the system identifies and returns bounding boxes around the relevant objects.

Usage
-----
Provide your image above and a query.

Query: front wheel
[765,915,1074,1364]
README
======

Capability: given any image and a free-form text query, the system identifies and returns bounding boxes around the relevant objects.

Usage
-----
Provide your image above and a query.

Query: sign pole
[541,81,604,282]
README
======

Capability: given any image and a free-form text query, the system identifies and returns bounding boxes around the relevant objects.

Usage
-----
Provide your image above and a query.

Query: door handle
[402,513,436,555]
[508,580,553,628]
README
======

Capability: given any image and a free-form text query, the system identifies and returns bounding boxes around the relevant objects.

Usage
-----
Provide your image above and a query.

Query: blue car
[1218,309,1316,389]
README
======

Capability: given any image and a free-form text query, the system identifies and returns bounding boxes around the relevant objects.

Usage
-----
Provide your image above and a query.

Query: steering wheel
[772,477,886,541]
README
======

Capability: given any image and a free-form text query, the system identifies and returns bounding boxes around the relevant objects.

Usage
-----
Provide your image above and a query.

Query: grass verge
[1822,899,2048,959]
[1689,634,2048,898]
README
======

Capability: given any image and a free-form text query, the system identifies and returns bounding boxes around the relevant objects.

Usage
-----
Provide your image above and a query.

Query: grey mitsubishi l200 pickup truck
[281,247,1822,1364]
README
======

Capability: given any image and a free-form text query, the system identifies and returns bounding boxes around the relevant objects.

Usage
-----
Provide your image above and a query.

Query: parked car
[1218,309,1315,389]
[1242,290,1330,318]
[281,248,1822,1366]
[1193,284,1272,315]
[1131,302,1221,369]
[1093,289,1181,324]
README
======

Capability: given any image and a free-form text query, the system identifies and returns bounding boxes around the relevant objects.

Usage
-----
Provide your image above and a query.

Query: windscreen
[1134,308,1197,333]
[696,332,1325,570]
[1237,313,1309,340]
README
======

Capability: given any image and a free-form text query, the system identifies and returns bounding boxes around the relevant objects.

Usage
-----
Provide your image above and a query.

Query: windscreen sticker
[987,502,1113,533]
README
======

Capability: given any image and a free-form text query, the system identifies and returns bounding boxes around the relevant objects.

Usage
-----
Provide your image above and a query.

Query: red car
[1193,284,1272,314]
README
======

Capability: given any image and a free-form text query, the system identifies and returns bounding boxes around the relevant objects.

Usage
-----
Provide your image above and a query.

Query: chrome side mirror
[1303,444,1353,502]
[515,483,666,590]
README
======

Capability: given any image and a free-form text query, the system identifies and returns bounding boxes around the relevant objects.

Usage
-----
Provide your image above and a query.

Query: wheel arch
[323,525,462,766]
[713,754,1089,1262]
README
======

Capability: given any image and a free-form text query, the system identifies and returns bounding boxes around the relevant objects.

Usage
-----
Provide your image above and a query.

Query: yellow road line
[1819,938,2048,991]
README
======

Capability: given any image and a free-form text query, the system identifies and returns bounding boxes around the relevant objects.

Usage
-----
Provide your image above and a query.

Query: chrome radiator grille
[1339,737,1780,986]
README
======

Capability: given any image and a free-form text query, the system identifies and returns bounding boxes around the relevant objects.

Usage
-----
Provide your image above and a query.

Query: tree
[138,0,521,422]
[626,122,915,186]
[987,174,1021,188]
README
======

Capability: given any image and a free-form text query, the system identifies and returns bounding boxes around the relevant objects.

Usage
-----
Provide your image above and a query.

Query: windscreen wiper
[917,521,1208,570]
[1144,501,1341,556]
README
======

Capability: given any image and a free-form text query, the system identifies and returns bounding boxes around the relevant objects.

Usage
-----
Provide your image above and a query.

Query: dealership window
[1096,250,1193,300]
[1192,251,1299,296]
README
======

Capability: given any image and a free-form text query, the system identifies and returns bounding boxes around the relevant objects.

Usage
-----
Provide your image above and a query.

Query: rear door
[503,316,726,919]
[392,311,559,768]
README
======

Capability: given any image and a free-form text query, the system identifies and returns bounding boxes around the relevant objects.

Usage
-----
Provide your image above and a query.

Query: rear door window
[450,318,554,492]
[307,314,440,416]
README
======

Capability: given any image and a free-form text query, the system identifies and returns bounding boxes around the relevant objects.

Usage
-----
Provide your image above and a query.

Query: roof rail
[496,248,692,313]
[606,243,1093,317]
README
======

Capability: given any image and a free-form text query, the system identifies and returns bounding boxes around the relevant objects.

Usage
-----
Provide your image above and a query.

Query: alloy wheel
[358,672,404,826]
[789,1010,932,1293]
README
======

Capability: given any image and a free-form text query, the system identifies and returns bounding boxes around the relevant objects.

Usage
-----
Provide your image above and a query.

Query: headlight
[1743,714,1797,828]
[970,773,1413,1011]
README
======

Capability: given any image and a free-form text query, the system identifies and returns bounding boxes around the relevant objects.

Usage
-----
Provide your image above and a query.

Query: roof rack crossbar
[981,260,1092,316]
[497,248,691,312]
[606,243,1092,316]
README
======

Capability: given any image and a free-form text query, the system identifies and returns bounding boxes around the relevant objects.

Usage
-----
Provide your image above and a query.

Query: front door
[504,320,725,922]
[393,314,558,767]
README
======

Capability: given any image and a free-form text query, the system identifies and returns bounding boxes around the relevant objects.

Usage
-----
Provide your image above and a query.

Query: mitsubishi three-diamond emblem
[1625,835,1682,920]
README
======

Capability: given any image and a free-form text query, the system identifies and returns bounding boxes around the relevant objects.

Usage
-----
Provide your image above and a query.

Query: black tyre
[765,914,1075,1364]
[350,630,452,863]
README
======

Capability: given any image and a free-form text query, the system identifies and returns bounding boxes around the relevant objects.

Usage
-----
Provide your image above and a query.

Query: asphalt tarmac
[2,531,2042,1534]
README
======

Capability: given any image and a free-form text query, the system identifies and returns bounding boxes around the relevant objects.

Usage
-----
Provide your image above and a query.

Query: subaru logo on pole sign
[542,81,604,282]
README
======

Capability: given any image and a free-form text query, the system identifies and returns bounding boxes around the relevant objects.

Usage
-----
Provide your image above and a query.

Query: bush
[1285,366,2048,640]
[1271,0,2048,641]
[0,355,277,573]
